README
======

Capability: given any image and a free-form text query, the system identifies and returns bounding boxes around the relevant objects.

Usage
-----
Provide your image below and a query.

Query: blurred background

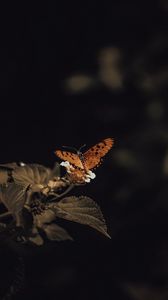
[0,1,168,299]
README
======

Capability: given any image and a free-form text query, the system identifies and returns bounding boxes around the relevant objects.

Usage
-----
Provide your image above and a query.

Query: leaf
[0,162,18,170]
[29,234,44,245]
[0,170,9,185]
[43,223,73,241]
[35,209,57,227]
[13,164,52,188]
[0,183,26,219]
[52,196,111,238]
[0,183,25,215]
[0,163,18,185]
[28,226,44,245]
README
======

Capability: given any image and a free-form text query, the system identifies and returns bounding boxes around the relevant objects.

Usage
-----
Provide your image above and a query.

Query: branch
[49,184,75,202]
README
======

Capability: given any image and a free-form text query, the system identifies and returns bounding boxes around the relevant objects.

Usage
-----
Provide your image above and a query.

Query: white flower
[85,178,91,183]
[60,161,96,184]
[84,170,96,183]
[60,161,71,168]
[60,161,75,173]
[87,170,96,179]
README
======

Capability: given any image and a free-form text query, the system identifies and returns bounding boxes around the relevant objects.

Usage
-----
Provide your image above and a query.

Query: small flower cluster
[60,161,96,183]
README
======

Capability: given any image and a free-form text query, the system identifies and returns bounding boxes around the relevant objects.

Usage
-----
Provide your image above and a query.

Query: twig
[49,184,74,202]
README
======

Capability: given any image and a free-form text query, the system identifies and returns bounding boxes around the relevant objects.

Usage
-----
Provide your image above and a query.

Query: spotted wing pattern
[55,150,84,169]
[83,138,114,170]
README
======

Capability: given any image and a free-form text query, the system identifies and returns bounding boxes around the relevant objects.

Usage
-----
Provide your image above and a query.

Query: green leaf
[52,196,111,238]
[43,223,73,241]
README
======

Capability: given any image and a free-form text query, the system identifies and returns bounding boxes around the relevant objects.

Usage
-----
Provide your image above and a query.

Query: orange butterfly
[55,138,114,173]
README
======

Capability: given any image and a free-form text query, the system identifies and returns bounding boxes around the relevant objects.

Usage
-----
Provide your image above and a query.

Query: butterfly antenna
[79,144,86,152]
[62,145,78,152]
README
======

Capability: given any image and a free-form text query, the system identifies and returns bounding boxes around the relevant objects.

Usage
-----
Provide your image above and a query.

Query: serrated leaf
[0,163,18,185]
[0,170,9,185]
[0,162,18,170]
[13,164,52,188]
[0,183,26,218]
[52,196,110,238]
[43,223,73,241]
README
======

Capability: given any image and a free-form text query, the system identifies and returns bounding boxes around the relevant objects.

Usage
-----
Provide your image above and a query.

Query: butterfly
[55,138,114,173]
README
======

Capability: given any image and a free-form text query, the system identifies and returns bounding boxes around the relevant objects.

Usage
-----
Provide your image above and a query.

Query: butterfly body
[76,151,88,172]
[55,138,114,173]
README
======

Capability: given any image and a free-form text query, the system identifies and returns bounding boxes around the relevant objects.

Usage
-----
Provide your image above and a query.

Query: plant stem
[49,184,74,202]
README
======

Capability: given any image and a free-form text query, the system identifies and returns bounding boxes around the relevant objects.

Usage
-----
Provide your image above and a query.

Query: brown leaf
[0,163,18,185]
[0,170,9,185]
[35,209,56,227]
[28,226,44,245]
[0,183,27,227]
[0,183,26,217]
[52,196,110,238]
[43,223,73,241]
[0,162,18,170]
[13,164,52,188]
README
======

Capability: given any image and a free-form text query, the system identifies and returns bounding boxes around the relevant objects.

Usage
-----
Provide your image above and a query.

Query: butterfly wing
[55,150,84,169]
[83,138,114,170]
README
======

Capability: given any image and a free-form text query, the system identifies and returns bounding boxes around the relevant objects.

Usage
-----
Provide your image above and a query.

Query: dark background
[0,1,168,299]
